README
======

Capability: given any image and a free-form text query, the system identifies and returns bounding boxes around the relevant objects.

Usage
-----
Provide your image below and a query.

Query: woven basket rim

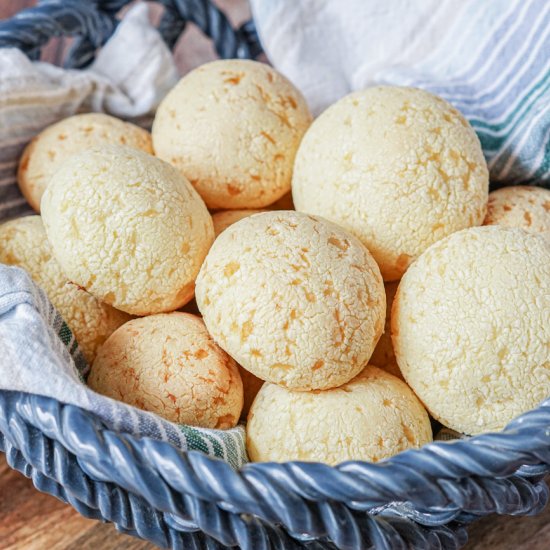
[5,389,550,493]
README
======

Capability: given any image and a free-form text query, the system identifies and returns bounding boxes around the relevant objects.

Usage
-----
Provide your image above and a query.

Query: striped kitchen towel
[0,3,179,222]
[251,0,550,187]
[0,265,247,467]
[0,4,247,468]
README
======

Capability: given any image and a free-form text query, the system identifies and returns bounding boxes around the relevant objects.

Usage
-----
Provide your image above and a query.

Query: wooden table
[1,452,549,550]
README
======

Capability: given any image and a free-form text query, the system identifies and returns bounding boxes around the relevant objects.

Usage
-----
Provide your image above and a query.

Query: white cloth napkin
[251,0,550,185]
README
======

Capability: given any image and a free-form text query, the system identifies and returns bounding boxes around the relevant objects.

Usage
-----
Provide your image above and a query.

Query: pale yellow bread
[18,113,152,212]
[246,366,432,464]
[196,211,385,391]
[484,185,550,233]
[0,215,131,363]
[41,145,214,315]
[392,226,550,434]
[293,86,489,281]
[153,59,312,209]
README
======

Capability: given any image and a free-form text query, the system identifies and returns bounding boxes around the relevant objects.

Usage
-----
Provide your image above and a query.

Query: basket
[0,2,549,548]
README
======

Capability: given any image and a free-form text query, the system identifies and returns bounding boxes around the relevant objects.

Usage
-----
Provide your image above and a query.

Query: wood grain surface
[1,1,549,549]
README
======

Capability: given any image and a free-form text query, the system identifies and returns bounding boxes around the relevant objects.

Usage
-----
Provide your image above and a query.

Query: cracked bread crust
[41,145,214,315]
[18,113,153,212]
[392,226,550,434]
[292,86,489,281]
[196,211,385,391]
[484,185,550,233]
[88,312,243,428]
[152,60,312,209]
[246,365,432,464]
[0,215,131,363]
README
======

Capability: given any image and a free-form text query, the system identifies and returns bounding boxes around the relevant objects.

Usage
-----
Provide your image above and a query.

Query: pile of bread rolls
[2,59,549,465]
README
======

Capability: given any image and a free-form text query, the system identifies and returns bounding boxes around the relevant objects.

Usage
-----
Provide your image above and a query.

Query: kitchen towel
[251,0,550,186]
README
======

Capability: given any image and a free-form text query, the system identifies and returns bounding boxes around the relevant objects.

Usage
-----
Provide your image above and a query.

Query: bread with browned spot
[153,60,312,209]
[196,211,385,391]
[88,313,243,428]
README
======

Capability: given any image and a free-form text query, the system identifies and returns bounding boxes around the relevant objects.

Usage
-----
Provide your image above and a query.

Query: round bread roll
[18,113,153,212]
[484,185,550,233]
[152,60,312,209]
[246,366,432,464]
[41,145,214,315]
[238,365,263,419]
[392,226,550,435]
[292,86,489,281]
[0,216,130,363]
[212,209,265,236]
[196,211,385,391]
[370,281,402,379]
[88,313,243,428]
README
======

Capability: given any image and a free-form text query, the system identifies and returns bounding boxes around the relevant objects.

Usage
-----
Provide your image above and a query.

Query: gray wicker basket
[0,2,549,548]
